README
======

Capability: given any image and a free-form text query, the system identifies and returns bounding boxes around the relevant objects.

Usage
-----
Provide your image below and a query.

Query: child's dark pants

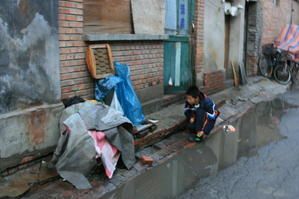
[187,108,216,135]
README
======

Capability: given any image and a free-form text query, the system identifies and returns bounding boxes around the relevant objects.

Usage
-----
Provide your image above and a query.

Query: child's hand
[190,117,195,123]
[197,131,204,137]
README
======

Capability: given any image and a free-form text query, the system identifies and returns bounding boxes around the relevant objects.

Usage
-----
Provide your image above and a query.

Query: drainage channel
[102,95,295,199]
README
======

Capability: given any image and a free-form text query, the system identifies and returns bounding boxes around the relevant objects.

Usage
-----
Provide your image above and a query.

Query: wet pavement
[179,86,299,199]
[1,77,291,199]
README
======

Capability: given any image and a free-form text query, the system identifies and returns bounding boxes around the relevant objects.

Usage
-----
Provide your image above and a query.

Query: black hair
[185,85,205,101]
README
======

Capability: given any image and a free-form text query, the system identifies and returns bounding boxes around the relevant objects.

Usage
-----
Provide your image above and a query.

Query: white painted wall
[203,0,246,80]
[203,0,225,73]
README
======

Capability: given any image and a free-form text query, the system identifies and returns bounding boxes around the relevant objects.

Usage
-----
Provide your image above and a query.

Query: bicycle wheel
[291,64,299,84]
[258,54,273,77]
[273,64,291,85]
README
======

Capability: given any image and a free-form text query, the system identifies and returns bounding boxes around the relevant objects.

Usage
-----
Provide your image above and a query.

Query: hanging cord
[290,1,294,24]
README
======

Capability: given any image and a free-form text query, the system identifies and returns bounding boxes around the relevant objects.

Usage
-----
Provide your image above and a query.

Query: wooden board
[131,0,165,34]
[84,0,132,34]
[239,62,248,85]
[231,61,239,87]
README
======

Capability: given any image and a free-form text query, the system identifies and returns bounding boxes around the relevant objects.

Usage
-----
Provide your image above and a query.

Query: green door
[164,0,195,94]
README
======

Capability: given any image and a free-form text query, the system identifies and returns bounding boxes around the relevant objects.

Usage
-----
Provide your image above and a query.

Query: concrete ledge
[0,103,64,172]
[134,77,289,151]
[83,34,169,41]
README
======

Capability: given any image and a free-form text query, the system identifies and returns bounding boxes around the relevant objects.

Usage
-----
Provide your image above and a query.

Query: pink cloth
[88,131,120,179]
[275,25,299,61]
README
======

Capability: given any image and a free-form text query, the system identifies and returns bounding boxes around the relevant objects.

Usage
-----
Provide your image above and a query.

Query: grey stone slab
[83,34,169,41]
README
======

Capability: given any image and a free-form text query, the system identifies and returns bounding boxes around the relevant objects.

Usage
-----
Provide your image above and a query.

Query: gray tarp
[53,101,135,189]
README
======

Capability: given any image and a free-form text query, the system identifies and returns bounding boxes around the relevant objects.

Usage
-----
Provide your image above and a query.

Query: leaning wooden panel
[86,44,115,79]
[131,0,165,34]
[84,0,132,34]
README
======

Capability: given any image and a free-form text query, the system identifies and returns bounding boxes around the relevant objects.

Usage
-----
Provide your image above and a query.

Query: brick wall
[111,42,163,90]
[194,0,205,80]
[245,2,263,76]
[59,0,164,101]
[245,0,299,76]
[203,70,225,94]
[261,0,299,45]
[59,0,92,99]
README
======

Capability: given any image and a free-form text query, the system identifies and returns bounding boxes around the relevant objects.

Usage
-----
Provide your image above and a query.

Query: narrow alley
[1,0,299,199]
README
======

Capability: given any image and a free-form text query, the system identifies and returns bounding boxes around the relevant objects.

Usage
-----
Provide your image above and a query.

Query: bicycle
[258,43,294,85]
[273,51,299,85]
[258,43,282,78]
[291,61,299,84]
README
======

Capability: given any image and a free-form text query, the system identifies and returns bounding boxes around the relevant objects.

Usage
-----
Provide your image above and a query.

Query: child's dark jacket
[184,97,219,135]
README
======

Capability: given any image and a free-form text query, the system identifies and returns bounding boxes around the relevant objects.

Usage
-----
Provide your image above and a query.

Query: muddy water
[179,88,299,199]
[102,95,296,199]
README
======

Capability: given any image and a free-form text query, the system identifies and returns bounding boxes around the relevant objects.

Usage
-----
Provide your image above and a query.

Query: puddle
[178,90,299,198]
[101,95,296,199]
[102,146,217,199]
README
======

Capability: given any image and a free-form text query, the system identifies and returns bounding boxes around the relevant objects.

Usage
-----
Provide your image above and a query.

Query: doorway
[163,0,195,94]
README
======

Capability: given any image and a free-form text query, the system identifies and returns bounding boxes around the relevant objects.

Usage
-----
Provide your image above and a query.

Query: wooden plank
[131,0,165,34]
[239,62,248,85]
[84,0,132,34]
[231,61,239,87]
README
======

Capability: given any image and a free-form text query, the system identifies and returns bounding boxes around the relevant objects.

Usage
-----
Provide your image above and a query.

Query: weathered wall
[0,0,61,114]
[227,0,246,79]
[245,2,263,76]
[201,0,246,91]
[261,0,299,45]
[60,0,164,102]
[245,0,299,76]
[0,0,63,171]
[203,0,225,73]
[201,0,226,93]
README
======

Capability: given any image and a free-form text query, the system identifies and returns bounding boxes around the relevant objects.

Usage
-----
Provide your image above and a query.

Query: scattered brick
[140,155,154,166]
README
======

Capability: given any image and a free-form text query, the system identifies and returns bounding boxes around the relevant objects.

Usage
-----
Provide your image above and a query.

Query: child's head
[185,86,205,105]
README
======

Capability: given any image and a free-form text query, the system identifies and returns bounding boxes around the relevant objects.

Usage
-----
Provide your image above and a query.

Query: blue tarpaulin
[114,62,145,125]
[95,62,145,125]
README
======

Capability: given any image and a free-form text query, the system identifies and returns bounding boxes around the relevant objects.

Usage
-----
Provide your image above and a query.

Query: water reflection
[102,97,295,199]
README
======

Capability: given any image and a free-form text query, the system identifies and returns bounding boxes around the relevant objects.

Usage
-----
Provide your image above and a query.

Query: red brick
[60,72,89,81]
[59,1,83,9]
[60,59,85,67]
[59,7,83,15]
[59,21,83,28]
[59,41,85,47]
[20,156,35,164]
[58,14,83,21]
[60,53,85,61]
[59,27,83,34]
[60,47,85,54]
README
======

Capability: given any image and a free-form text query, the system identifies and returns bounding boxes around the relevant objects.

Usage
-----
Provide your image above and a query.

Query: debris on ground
[139,155,154,166]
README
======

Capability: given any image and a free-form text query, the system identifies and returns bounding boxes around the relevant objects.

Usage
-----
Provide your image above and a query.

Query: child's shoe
[188,134,204,142]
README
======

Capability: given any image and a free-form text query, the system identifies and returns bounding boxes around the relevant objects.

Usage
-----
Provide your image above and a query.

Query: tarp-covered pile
[52,101,136,189]
[51,62,149,189]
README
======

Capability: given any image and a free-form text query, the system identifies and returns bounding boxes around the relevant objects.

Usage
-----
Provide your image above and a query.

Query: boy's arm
[203,98,218,120]
[184,102,194,118]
